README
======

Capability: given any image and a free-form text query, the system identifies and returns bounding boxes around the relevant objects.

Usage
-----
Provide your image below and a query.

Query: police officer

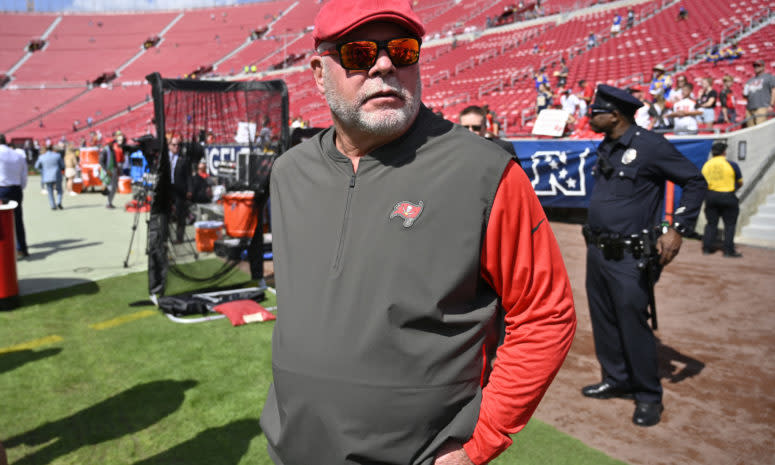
[581,85,707,426]
[701,142,743,257]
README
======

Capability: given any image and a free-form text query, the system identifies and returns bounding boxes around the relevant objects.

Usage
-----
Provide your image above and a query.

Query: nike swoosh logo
[532,218,545,235]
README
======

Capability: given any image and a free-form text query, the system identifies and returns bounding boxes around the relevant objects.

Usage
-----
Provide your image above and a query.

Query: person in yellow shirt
[701,142,743,257]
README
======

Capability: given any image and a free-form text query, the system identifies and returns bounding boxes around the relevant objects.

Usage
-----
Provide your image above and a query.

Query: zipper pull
[349,174,356,188]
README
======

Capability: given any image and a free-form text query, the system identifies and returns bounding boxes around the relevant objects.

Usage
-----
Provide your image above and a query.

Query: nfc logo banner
[205,145,251,176]
[529,148,589,197]
[513,140,598,208]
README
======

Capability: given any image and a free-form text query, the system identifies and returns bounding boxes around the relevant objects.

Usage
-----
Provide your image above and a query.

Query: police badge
[622,148,637,165]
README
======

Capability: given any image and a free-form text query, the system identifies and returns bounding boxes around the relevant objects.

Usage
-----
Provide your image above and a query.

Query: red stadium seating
[1,0,774,141]
[11,12,178,85]
[0,13,58,73]
[117,2,288,82]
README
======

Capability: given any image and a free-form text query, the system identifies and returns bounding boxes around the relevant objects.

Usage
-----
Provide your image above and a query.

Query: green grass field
[1,268,627,465]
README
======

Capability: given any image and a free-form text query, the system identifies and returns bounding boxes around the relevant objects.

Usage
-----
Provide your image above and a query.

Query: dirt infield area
[533,222,775,465]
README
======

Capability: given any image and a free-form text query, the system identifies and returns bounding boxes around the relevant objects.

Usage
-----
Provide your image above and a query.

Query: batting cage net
[144,73,289,318]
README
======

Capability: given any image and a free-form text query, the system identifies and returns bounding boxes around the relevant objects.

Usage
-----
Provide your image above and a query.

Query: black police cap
[590,84,643,117]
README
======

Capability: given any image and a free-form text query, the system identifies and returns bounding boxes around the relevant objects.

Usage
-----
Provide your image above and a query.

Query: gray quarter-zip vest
[261,107,513,464]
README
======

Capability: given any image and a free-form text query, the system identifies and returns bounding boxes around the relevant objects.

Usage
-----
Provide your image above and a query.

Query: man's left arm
[461,162,577,464]
[769,75,775,107]
[19,153,28,189]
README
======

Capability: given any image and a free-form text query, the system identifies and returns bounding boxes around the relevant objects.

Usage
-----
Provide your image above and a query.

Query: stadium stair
[740,193,775,247]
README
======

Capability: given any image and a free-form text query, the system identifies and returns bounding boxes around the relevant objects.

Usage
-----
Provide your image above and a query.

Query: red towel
[214,300,276,326]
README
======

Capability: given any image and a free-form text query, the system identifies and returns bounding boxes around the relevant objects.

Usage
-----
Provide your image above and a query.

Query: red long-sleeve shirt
[464,162,577,463]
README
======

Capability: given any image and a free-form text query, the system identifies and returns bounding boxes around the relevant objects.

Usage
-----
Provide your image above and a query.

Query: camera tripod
[123,182,152,268]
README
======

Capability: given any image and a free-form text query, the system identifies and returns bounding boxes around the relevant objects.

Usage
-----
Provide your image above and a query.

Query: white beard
[322,60,422,137]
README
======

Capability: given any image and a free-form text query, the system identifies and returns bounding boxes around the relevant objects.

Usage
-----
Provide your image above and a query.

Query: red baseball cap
[313,0,425,49]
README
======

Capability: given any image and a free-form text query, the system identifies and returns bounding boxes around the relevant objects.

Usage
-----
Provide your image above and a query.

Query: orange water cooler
[221,192,258,238]
[79,147,103,190]
[194,221,224,252]
[0,201,20,310]
[118,176,132,194]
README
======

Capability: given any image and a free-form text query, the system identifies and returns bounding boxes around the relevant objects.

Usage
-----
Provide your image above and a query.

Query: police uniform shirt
[587,125,707,236]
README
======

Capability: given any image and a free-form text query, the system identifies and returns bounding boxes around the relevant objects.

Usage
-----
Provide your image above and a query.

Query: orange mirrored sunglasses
[321,37,421,71]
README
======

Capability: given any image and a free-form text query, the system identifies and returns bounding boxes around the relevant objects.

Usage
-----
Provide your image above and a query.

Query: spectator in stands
[706,45,721,65]
[561,87,582,119]
[35,141,65,210]
[667,82,702,134]
[579,79,595,116]
[677,6,688,21]
[626,8,635,29]
[667,74,689,105]
[64,145,79,196]
[536,83,553,114]
[554,58,569,88]
[627,85,652,128]
[587,32,597,49]
[696,77,718,129]
[648,64,672,101]
[458,105,517,157]
[742,59,775,127]
[648,90,673,131]
[701,142,743,257]
[610,13,622,37]
[483,105,500,136]
[717,75,737,124]
[0,135,29,259]
[534,67,549,90]
[720,41,743,60]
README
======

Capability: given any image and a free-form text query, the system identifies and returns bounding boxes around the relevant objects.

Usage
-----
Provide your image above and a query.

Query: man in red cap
[260,0,576,464]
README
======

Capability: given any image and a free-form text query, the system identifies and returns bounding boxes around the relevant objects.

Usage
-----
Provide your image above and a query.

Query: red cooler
[0,201,20,310]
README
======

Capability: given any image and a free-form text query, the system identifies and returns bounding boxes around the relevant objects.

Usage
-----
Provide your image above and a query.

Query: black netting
[145,73,288,301]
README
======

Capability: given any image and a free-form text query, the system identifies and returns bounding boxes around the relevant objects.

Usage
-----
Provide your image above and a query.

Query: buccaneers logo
[389,201,424,228]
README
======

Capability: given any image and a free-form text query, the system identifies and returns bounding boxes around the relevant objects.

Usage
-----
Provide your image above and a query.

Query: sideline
[15,176,145,296]
[89,309,156,330]
[0,335,63,354]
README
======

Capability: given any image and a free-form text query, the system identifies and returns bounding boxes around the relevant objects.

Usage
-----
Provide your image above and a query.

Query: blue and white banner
[511,138,713,208]
[204,144,251,176]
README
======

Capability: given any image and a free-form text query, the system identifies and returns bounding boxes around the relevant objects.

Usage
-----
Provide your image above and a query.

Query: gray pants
[105,170,119,206]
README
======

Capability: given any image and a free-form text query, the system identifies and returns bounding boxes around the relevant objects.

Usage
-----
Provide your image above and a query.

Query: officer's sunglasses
[320,37,421,71]
[464,124,483,131]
